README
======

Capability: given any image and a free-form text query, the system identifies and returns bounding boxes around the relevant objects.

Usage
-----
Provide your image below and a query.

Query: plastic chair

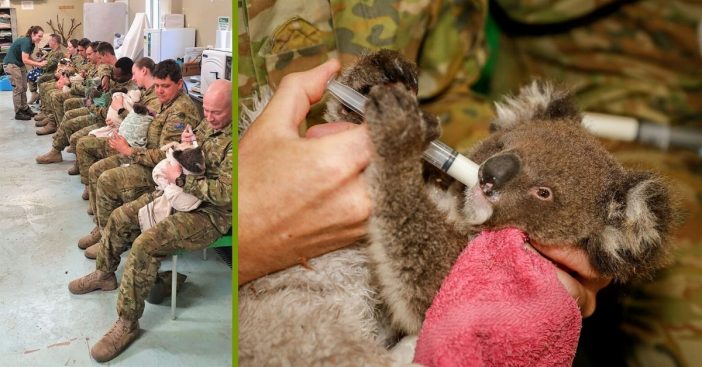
[171,233,232,319]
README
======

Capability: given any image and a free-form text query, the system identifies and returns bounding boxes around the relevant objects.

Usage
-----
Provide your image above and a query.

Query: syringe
[327,79,479,187]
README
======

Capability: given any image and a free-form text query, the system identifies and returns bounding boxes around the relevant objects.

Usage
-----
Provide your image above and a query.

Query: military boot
[36,120,57,135]
[67,161,79,175]
[78,226,101,249]
[34,118,48,127]
[84,243,101,259]
[35,148,63,164]
[90,317,139,362]
[68,270,117,294]
[66,145,75,153]
[34,112,46,121]
[82,186,89,200]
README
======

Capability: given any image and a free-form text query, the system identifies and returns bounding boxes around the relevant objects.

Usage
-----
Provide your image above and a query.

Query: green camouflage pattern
[68,122,102,154]
[94,191,221,320]
[43,46,66,74]
[52,109,95,152]
[486,1,702,366]
[76,135,116,186]
[130,91,201,165]
[93,120,232,320]
[90,156,154,228]
[239,0,493,141]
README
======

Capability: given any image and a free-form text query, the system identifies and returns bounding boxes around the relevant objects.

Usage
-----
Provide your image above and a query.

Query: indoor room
[1,0,232,365]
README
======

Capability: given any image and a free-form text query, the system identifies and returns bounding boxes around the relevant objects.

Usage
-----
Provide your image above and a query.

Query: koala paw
[324,49,419,124]
[365,83,437,160]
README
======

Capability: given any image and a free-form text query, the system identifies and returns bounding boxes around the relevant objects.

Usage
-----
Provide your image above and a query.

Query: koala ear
[585,171,676,282]
[492,81,580,131]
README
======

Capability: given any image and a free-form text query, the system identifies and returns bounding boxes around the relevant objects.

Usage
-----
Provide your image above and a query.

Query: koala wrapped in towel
[238,50,679,366]
[137,140,205,232]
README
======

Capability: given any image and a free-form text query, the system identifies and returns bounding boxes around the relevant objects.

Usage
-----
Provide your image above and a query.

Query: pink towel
[413,228,582,367]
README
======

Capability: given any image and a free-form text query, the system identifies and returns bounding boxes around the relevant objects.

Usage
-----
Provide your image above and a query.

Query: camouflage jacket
[129,91,202,167]
[43,46,66,74]
[181,119,233,234]
[239,0,495,145]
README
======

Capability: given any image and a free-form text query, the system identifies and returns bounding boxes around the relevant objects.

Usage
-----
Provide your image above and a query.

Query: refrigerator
[144,28,196,63]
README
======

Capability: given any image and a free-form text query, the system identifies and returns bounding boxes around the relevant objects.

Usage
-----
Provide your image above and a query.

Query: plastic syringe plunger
[325,79,480,187]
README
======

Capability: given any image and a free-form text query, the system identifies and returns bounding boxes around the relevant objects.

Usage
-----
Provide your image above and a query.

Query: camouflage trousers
[51,110,94,152]
[3,64,27,113]
[76,135,115,186]
[69,122,103,155]
[51,90,83,125]
[39,82,58,116]
[95,191,221,320]
[89,155,155,229]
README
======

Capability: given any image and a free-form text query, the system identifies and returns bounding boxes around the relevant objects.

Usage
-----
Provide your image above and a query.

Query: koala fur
[238,50,678,366]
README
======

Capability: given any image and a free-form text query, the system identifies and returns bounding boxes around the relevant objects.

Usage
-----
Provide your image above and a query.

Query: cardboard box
[182,62,200,77]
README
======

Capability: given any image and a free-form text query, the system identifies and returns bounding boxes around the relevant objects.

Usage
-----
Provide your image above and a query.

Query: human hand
[105,118,118,129]
[238,59,373,285]
[101,76,110,92]
[164,161,182,183]
[38,60,47,67]
[531,242,612,317]
[180,124,195,145]
[108,133,133,156]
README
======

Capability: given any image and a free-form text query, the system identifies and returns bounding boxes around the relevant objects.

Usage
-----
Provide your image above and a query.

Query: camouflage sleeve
[44,54,61,73]
[130,99,201,167]
[492,0,621,24]
[182,140,232,207]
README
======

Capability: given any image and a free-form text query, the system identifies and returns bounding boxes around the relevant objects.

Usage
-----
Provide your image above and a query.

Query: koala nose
[479,153,520,191]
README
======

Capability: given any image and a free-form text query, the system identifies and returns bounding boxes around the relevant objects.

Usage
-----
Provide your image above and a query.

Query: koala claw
[365,84,430,160]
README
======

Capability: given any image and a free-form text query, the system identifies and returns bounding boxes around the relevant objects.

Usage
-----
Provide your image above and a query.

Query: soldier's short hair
[96,42,115,56]
[153,59,182,83]
[89,41,101,52]
[50,33,62,45]
[115,57,134,77]
[134,57,155,73]
[68,39,79,48]
[78,38,91,48]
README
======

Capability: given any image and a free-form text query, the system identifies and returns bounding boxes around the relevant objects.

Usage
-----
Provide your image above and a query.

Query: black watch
[175,173,187,187]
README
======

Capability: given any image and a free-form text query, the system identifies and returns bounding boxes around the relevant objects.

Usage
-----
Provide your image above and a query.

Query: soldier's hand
[108,134,133,156]
[238,59,372,285]
[181,124,195,144]
[531,242,612,317]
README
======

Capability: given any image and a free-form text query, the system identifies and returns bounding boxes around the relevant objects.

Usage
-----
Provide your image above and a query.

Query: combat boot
[85,243,101,259]
[78,226,101,249]
[34,118,48,127]
[68,270,117,294]
[67,161,79,175]
[35,148,63,164]
[90,317,139,362]
[36,120,57,135]
[82,186,89,200]
[34,112,46,121]
[66,145,75,153]
[87,205,94,215]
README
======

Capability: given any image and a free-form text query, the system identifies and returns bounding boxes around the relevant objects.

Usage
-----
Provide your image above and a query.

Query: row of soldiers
[21,35,232,362]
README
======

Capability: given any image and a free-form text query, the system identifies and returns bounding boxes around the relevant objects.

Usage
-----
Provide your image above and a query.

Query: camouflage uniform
[239,0,494,148]
[68,85,159,154]
[52,78,136,153]
[482,1,702,366]
[84,92,201,228]
[94,121,232,321]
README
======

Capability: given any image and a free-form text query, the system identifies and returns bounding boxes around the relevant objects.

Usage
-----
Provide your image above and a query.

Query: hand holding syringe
[326,79,479,187]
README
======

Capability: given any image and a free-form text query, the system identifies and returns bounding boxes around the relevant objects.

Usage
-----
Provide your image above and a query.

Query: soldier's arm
[183,140,232,206]
[130,106,199,166]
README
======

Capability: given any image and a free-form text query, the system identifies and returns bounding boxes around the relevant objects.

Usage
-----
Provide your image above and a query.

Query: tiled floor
[0,92,232,366]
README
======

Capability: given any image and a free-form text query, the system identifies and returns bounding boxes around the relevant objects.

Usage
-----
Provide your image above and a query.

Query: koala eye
[529,187,553,201]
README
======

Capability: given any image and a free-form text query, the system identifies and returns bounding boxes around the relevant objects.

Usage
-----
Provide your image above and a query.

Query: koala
[171,146,205,175]
[238,50,678,366]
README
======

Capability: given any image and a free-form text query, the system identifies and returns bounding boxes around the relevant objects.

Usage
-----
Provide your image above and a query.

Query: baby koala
[238,50,678,366]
